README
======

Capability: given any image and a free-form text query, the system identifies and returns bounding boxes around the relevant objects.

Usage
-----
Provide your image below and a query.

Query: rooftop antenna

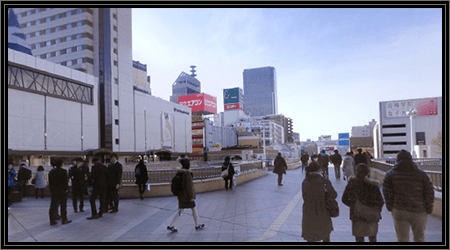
[190,65,197,77]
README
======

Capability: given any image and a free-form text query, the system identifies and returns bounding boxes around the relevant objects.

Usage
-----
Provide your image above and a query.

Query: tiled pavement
[6,164,444,247]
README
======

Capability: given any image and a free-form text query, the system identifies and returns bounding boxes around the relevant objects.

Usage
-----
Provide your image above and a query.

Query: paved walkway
[7,164,443,246]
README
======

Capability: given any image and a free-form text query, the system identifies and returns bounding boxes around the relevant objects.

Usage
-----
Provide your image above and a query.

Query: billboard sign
[223,88,242,104]
[224,103,244,111]
[179,93,217,114]
[338,133,350,146]
[385,98,438,118]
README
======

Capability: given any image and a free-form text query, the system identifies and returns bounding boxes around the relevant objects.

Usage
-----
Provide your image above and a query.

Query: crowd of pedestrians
[7,149,435,242]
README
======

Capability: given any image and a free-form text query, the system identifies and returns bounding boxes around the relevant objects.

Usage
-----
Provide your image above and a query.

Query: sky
[131,7,442,141]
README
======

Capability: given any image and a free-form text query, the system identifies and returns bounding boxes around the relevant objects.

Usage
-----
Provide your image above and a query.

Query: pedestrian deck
[6,164,444,247]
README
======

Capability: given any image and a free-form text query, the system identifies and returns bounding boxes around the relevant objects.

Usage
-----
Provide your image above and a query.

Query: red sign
[224,103,244,111]
[178,93,217,114]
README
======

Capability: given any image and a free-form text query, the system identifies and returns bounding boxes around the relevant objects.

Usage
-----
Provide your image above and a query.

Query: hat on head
[397,149,412,162]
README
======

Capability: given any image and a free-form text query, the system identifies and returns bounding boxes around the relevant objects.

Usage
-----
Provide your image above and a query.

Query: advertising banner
[161,112,174,149]
[224,103,244,111]
[338,133,350,146]
[179,93,217,114]
[385,98,438,118]
[223,88,242,104]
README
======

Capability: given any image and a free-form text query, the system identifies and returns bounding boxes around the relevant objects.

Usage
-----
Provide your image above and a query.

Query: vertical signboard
[338,133,350,146]
[161,112,174,149]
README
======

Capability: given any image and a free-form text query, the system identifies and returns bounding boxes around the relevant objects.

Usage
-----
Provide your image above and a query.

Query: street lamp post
[406,108,418,158]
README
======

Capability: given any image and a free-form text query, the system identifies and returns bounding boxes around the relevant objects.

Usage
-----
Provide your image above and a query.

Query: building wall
[8,49,99,152]
[243,66,277,117]
[223,109,247,127]
[379,97,442,158]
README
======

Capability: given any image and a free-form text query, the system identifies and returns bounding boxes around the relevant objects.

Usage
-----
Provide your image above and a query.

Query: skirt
[352,220,378,237]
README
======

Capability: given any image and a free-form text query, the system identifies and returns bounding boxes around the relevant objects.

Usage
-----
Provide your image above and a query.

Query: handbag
[324,181,339,218]
[31,178,36,185]
[353,199,381,222]
[221,168,228,178]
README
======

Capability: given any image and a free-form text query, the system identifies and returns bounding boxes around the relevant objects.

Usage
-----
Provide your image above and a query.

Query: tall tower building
[170,66,201,103]
[243,66,278,117]
[13,8,133,151]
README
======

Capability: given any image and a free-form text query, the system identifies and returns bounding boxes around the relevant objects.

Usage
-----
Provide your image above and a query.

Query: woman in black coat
[221,156,235,191]
[342,163,384,242]
[135,160,148,200]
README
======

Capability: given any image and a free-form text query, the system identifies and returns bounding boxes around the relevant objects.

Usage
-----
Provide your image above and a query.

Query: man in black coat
[69,159,85,213]
[87,157,108,220]
[107,153,123,213]
[331,150,343,180]
[79,160,90,196]
[317,150,330,179]
[48,158,71,226]
[354,148,367,166]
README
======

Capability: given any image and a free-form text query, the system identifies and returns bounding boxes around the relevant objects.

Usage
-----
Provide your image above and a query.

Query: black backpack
[171,172,183,196]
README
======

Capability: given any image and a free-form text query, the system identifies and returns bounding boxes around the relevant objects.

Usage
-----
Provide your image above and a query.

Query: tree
[431,131,442,155]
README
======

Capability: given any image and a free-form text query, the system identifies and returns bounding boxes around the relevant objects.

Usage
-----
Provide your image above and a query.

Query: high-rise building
[243,66,278,117]
[13,8,134,151]
[170,66,201,103]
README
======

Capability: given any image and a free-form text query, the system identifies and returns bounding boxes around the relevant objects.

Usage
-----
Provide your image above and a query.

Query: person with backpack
[17,164,32,197]
[221,156,235,191]
[135,159,148,200]
[167,158,204,232]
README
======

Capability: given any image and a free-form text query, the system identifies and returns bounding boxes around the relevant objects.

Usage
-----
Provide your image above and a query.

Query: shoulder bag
[353,194,381,222]
[220,164,229,178]
[324,180,339,218]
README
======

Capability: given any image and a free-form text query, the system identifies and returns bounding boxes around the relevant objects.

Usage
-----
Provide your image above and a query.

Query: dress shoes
[62,220,72,225]
[87,215,100,220]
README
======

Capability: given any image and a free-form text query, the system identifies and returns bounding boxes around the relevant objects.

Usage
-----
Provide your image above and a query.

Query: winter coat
[48,167,68,194]
[34,170,47,189]
[8,169,17,187]
[354,153,367,166]
[342,176,384,222]
[69,165,84,189]
[90,162,108,192]
[342,156,355,178]
[176,168,196,209]
[301,172,336,242]
[317,153,329,167]
[273,155,287,174]
[383,160,434,214]
[331,153,342,165]
[135,163,149,185]
[107,161,123,188]
[301,154,309,164]
[221,161,235,180]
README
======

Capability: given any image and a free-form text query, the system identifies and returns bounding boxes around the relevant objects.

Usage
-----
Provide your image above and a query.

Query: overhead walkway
[7,164,443,246]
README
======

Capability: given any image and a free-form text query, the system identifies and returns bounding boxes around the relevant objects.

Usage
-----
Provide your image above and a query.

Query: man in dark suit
[48,158,71,226]
[107,153,122,213]
[87,157,108,220]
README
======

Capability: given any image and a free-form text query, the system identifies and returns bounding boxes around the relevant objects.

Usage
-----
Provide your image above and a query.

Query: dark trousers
[224,176,233,189]
[35,188,44,198]
[18,180,27,197]
[72,186,85,211]
[107,187,119,211]
[90,188,106,216]
[8,186,13,206]
[49,190,68,223]
[277,173,283,185]
[333,164,341,179]
[138,183,146,195]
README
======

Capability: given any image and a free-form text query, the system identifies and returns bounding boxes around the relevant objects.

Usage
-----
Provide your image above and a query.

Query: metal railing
[374,158,442,167]
[370,160,442,192]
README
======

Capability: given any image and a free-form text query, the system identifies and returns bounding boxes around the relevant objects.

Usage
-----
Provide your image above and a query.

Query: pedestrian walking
[107,153,122,213]
[301,162,337,242]
[354,148,367,166]
[318,150,330,179]
[221,156,235,191]
[342,163,384,242]
[135,159,148,200]
[382,149,434,242]
[17,164,32,197]
[342,152,355,181]
[167,158,204,232]
[48,158,71,226]
[79,160,90,196]
[331,150,343,180]
[69,160,85,212]
[87,157,108,220]
[34,165,46,199]
[300,152,309,173]
[8,164,17,208]
[273,153,288,186]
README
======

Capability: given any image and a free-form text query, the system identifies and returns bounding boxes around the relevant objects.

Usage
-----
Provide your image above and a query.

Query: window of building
[113,13,117,19]
[17,13,22,18]
[40,42,46,48]
[27,22,32,27]
[54,14,60,20]
[66,23,71,30]
[114,100,119,106]
[61,61,67,66]
[114,60,118,66]
[67,60,72,66]
[115,119,119,125]
[114,78,118,84]
[36,19,40,25]
[76,33,82,39]
[67,35,72,41]
[45,29,51,34]
[113,37,118,43]
[55,50,60,56]
[113,25,117,31]
[51,51,56,57]
[66,11,71,17]
[46,41,51,46]
[31,44,36,50]
[72,59,78,65]
[115,139,119,145]
[76,8,82,14]
[77,45,82,51]
[27,10,32,16]
[113,48,118,54]
[77,21,83,27]
[40,54,46,59]
[45,17,51,22]
[55,26,61,32]
[55,38,60,44]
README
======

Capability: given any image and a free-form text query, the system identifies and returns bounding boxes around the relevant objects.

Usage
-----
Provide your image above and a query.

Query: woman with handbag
[342,163,384,242]
[221,156,235,191]
[301,162,337,242]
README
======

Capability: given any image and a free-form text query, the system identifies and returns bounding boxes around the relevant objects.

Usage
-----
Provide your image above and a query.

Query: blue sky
[131,7,442,141]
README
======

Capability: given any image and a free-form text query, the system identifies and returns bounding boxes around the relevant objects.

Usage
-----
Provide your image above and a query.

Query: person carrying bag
[221,156,235,191]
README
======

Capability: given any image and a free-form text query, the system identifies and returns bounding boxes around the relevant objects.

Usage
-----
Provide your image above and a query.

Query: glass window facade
[243,67,278,116]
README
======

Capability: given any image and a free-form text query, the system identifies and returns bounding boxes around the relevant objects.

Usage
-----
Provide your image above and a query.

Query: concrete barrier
[119,167,269,199]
